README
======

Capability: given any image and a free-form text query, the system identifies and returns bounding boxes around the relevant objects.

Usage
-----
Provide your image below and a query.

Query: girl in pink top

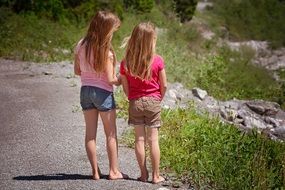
[74,11,128,180]
[120,22,167,184]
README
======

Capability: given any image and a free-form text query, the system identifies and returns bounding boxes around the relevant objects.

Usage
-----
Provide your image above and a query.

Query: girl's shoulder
[153,54,164,63]
[74,38,84,53]
[153,54,165,67]
[108,50,114,58]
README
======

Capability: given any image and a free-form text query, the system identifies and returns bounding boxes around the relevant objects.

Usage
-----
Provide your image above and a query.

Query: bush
[123,0,154,13]
[1,0,124,21]
[174,0,197,22]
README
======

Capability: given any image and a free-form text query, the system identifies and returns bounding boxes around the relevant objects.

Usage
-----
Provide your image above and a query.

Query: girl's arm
[159,68,167,99]
[74,52,81,76]
[120,74,129,97]
[106,56,121,86]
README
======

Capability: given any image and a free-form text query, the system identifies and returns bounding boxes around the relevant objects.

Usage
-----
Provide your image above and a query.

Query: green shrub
[123,0,154,13]
[174,0,197,22]
[9,0,65,20]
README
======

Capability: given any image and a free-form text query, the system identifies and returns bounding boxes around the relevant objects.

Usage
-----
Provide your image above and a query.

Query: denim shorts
[80,86,116,111]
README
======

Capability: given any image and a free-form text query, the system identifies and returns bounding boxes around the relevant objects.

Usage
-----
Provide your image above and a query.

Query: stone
[167,89,177,99]
[196,1,213,11]
[157,82,285,141]
[271,127,285,139]
[192,88,208,100]
[243,116,269,129]
[246,100,279,116]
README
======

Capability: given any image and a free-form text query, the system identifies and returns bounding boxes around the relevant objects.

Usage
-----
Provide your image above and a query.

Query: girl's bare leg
[134,126,149,182]
[83,109,100,180]
[100,109,126,179]
[147,127,164,184]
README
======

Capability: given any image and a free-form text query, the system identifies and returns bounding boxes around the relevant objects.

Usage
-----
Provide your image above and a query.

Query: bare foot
[152,176,165,184]
[92,167,101,180]
[109,172,129,180]
[92,172,100,180]
[137,171,149,182]
[137,175,149,182]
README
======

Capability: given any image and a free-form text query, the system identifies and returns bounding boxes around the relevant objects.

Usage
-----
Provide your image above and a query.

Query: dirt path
[0,59,182,190]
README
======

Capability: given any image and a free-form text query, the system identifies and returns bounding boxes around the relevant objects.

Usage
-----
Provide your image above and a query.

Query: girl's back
[120,55,164,100]
[75,40,113,92]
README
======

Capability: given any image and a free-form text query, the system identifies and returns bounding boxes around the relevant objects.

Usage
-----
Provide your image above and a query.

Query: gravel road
[0,59,187,190]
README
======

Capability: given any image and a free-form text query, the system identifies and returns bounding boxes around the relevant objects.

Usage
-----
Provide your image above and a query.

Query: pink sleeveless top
[75,39,113,92]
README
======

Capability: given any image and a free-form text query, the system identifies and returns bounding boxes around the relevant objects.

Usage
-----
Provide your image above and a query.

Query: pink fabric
[75,40,113,92]
[120,55,165,100]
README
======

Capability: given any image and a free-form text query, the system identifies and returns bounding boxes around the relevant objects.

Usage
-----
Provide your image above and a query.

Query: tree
[174,0,197,22]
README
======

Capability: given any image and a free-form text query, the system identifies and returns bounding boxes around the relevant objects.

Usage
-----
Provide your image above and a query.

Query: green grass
[0,8,83,62]
[160,108,285,189]
[195,46,284,102]
[120,104,285,189]
[209,0,285,48]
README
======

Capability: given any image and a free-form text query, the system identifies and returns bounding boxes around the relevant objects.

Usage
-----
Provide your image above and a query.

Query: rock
[167,89,177,99]
[43,71,52,75]
[267,55,279,65]
[201,31,215,40]
[196,1,213,11]
[243,116,269,129]
[192,88,208,100]
[158,82,285,141]
[271,127,285,139]
[264,117,280,128]
[246,100,279,116]
[227,40,268,54]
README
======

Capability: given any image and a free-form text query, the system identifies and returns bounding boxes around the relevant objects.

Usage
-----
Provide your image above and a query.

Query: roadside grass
[209,0,285,48]
[120,102,285,189]
[160,108,285,189]
[0,8,83,62]
[195,46,284,103]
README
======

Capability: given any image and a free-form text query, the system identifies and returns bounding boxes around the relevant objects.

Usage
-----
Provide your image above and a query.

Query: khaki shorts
[128,96,161,128]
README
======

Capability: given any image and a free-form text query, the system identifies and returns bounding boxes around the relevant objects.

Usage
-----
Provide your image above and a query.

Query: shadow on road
[13,173,96,181]
[13,173,138,182]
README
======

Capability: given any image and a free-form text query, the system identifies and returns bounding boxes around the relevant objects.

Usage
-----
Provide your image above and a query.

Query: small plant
[114,88,129,119]
[71,104,81,113]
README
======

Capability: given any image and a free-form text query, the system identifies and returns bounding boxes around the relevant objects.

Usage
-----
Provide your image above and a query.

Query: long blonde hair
[124,22,156,80]
[82,11,121,72]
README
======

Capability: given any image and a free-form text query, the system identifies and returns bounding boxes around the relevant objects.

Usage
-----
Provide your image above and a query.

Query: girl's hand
[159,68,167,99]
[115,74,122,86]
[74,52,81,76]
[106,55,120,85]
[120,75,129,97]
